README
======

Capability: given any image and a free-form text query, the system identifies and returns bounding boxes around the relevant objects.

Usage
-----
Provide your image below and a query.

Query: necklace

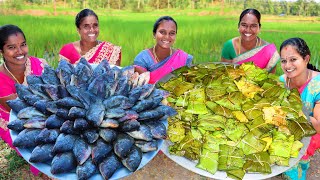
[80,40,98,55]
[286,70,311,89]
[238,36,259,55]
[153,45,172,62]
[3,62,21,84]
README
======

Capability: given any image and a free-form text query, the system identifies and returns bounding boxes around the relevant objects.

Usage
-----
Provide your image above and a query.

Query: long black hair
[238,8,261,27]
[153,16,178,35]
[280,37,320,72]
[75,9,98,28]
[0,24,26,51]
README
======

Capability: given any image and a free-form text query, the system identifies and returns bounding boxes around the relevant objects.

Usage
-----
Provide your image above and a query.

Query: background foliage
[1,0,320,15]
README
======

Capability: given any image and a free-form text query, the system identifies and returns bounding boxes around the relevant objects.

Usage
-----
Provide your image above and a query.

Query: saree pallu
[0,56,44,151]
[134,49,193,84]
[59,41,121,65]
[222,39,280,72]
[280,74,320,159]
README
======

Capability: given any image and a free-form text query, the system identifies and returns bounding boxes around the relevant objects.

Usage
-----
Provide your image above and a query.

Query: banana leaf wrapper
[214,92,244,111]
[227,169,246,180]
[224,119,248,142]
[206,87,227,101]
[168,120,186,143]
[186,101,208,115]
[260,84,288,100]
[234,77,264,98]
[281,88,304,113]
[232,111,249,123]
[175,95,188,107]
[173,81,195,96]
[196,148,219,174]
[241,63,268,82]
[238,132,267,155]
[224,79,239,93]
[206,101,234,118]
[246,115,274,138]
[177,110,194,122]
[263,106,287,127]
[169,130,202,160]
[226,67,245,80]
[159,76,183,92]
[287,118,316,140]
[268,131,294,158]
[197,131,227,172]
[218,144,245,171]
[197,114,226,131]
[291,140,304,158]
[243,151,271,174]
[242,100,264,120]
[270,155,290,166]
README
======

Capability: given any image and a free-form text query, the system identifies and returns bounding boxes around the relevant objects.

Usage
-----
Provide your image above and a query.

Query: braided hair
[280,37,320,72]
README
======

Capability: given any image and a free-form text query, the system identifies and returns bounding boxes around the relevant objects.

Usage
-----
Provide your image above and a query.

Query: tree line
[3,0,320,16]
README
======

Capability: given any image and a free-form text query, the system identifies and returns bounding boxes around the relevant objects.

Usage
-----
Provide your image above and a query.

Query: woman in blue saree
[279,37,320,180]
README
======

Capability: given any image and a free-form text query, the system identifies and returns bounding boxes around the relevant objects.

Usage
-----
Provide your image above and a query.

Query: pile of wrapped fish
[7,58,176,179]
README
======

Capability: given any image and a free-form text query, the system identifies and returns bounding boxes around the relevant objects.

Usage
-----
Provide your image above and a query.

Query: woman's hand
[310,116,320,134]
[0,93,18,111]
[311,103,320,133]
[221,57,233,63]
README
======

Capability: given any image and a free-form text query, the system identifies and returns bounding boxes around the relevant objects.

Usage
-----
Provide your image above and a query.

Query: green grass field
[0,9,319,75]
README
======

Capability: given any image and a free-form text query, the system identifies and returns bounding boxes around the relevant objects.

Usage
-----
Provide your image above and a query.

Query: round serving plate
[9,106,166,180]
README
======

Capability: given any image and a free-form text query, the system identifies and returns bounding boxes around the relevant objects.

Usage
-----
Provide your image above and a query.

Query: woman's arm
[310,103,320,133]
[0,93,18,111]
[221,57,233,63]
[134,66,146,74]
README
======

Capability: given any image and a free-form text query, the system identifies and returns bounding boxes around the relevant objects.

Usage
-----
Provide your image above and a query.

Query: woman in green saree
[221,9,279,73]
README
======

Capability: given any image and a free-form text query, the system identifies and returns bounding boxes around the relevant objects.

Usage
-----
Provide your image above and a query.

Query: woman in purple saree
[134,16,193,84]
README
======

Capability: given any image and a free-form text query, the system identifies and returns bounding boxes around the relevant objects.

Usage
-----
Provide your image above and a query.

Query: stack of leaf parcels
[159,62,316,180]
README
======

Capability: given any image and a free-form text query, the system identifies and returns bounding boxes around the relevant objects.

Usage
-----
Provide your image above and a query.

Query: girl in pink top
[0,24,46,176]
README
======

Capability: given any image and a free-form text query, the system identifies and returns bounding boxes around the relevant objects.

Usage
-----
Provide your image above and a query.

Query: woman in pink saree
[59,9,121,65]
[221,9,279,72]
[134,16,193,84]
[0,24,46,176]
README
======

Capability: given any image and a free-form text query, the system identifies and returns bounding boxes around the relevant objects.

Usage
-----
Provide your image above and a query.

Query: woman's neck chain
[286,70,311,89]
[80,40,98,55]
[238,36,260,55]
[153,45,172,62]
[3,62,21,84]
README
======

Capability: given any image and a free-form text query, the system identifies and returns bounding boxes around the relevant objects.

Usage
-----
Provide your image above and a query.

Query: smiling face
[280,45,309,79]
[77,15,99,43]
[154,20,176,49]
[1,32,28,66]
[238,13,260,42]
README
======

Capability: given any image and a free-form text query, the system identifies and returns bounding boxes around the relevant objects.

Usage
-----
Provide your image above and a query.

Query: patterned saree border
[233,45,266,63]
